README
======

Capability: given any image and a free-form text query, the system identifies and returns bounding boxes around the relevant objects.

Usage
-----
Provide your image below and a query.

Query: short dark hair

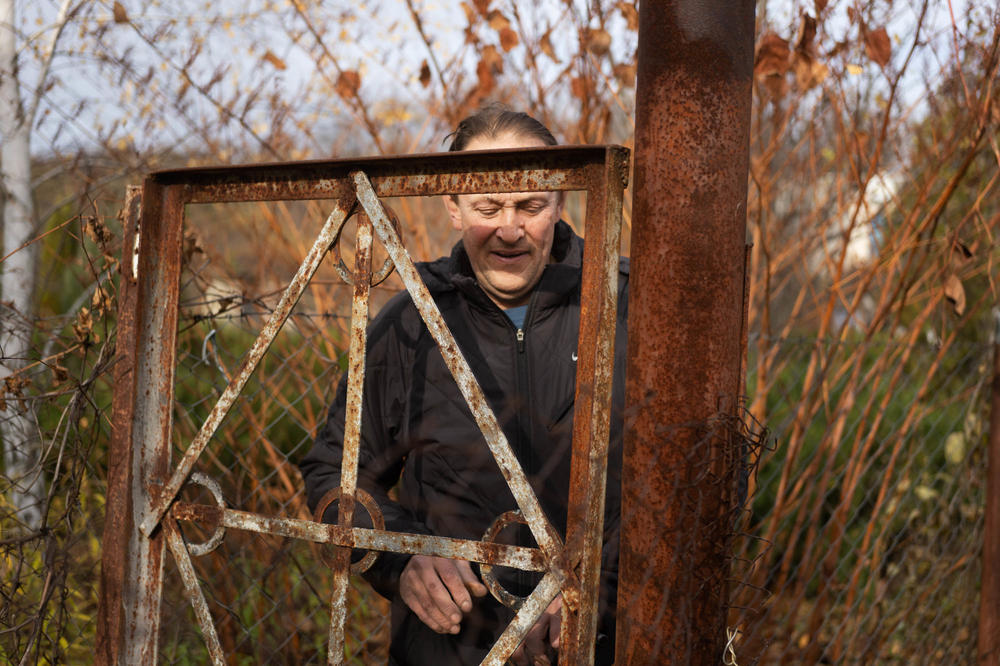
[447,104,557,151]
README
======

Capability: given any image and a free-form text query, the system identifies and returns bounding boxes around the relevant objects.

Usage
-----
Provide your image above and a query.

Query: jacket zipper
[514,293,539,595]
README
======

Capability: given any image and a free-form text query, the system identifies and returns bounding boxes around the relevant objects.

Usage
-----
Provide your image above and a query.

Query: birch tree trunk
[1,0,43,530]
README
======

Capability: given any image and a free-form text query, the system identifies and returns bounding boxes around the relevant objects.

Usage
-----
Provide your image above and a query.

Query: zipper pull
[516,328,525,352]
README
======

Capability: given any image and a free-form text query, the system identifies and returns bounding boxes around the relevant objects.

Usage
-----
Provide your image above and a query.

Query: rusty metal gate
[95,146,629,664]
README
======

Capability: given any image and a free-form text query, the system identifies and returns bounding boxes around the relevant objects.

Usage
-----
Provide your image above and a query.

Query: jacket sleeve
[298,307,430,600]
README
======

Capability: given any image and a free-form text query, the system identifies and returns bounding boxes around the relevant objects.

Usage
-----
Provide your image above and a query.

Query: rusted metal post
[980,309,1000,666]
[96,180,186,664]
[560,150,629,664]
[618,2,755,664]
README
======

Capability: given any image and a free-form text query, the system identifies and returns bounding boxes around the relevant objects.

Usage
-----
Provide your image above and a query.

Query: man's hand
[399,555,488,634]
[510,595,562,666]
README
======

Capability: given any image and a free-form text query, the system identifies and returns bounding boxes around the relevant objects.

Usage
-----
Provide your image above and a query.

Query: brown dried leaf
[475,61,496,94]
[4,375,28,399]
[796,14,818,57]
[584,28,612,56]
[83,216,113,251]
[486,10,510,31]
[617,2,638,31]
[794,54,828,89]
[481,44,503,71]
[476,46,503,95]
[335,70,361,100]
[762,74,789,99]
[539,29,558,62]
[815,0,828,13]
[460,2,476,25]
[952,240,974,263]
[828,39,850,59]
[613,63,636,87]
[570,76,594,100]
[113,2,129,24]
[944,274,966,316]
[472,0,490,17]
[74,307,94,345]
[91,285,109,316]
[755,32,791,78]
[419,60,431,88]
[262,50,287,70]
[864,26,891,67]
[52,363,69,386]
[499,27,519,52]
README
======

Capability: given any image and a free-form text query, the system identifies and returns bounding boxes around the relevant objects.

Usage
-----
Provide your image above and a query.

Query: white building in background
[808,171,901,276]
[799,171,901,332]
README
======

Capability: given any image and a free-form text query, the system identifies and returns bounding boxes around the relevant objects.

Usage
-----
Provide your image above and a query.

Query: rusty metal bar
[164,519,225,666]
[169,501,547,571]
[353,171,570,581]
[980,309,1000,666]
[140,197,353,537]
[96,186,142,665]
[327,209,375,665]
[618,2,756,664]
[559,152,629,665]
[148,146,609,203]
[482,572,562,665]
[96,180,186,665]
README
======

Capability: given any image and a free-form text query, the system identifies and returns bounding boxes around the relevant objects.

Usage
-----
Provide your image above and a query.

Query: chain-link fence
[140,188,993,663]
[161,197,399,663]
[730,333,991,664]
[2,200,994,664]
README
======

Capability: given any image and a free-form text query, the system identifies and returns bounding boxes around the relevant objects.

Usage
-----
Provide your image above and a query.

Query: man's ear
[443,195,463,231]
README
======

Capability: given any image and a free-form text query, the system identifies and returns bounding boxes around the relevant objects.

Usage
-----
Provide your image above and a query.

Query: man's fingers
[546,597,562,648]
[522,619,549,664]
[435,559,474,613]
[509,594,562,664]
[455,559,488,597]
[400,556,463,633]
[400,572,454,633]
[510,643,529,666]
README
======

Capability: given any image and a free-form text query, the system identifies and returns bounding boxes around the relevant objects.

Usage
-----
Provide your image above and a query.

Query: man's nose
[495,208,524,242]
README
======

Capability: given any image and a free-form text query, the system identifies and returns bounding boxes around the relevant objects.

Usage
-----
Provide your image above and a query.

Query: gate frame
[95,145,629,665]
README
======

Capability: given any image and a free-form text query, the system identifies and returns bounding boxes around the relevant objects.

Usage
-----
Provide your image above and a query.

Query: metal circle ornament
[330,204,401,287]
[479,510,531,611]
[180,472,227,557]
[312,487,385,574]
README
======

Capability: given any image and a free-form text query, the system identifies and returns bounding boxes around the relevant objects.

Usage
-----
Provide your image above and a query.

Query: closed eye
[519,202,548,215]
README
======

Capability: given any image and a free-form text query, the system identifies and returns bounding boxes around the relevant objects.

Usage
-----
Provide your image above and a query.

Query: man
[299,105,628,665]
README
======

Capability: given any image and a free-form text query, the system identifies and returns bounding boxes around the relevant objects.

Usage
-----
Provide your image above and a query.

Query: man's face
[445,133,563,309]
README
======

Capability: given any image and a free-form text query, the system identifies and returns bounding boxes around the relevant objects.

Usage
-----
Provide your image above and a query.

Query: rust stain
[617,1,755,663]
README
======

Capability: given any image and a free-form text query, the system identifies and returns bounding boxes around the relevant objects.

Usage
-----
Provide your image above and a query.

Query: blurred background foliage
[0,0,997,663]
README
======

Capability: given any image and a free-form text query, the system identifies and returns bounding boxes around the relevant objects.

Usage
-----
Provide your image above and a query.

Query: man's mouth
[491,249,529,263]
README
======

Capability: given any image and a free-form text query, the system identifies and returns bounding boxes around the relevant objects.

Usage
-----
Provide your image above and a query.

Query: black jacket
[299,221,628,664]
